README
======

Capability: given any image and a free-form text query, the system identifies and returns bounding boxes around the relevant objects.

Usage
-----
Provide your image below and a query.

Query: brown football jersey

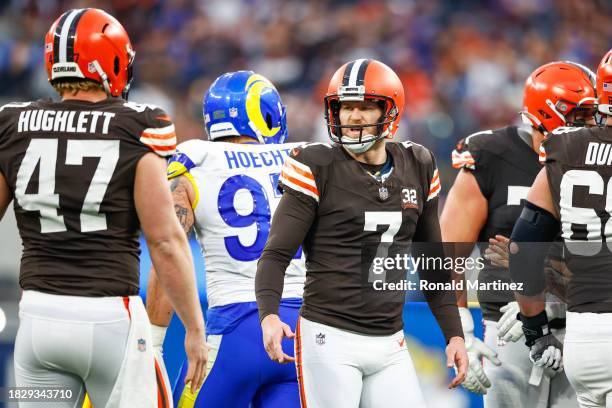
[452,126,541,321]
[256,142,461,338]
[0,98,176,296]
[543,125,612,312]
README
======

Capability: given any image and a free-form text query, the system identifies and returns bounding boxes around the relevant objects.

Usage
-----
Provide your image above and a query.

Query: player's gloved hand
[151,324,168,356]
[519,310,563,374]
[458,352,491,394]
[497,301,567,343]
[497,302,523,343]
[261,314,295,364]
[458,307,501,394]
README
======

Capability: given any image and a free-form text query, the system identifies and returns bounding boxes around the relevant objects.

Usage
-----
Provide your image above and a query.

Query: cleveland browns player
[255,58,467,407]
[510,49,612,408]
[442,61,597,406]
[0,8,206,407]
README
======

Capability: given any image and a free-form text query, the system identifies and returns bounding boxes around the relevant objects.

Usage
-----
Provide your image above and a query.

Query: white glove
[530,333,564,379]
[458,307,501,394]
[497,301,567,343]
[151,324,168,356]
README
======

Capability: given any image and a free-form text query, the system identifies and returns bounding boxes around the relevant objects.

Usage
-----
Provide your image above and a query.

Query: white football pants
[14,290,164,408]
[295,316,426,408]
[564,311,612,408]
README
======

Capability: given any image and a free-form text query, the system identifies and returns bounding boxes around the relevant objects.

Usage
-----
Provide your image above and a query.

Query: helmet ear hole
[114,56,120,75]
[265,112,273,130]
[538,109,552,119]
[102,23,109,33]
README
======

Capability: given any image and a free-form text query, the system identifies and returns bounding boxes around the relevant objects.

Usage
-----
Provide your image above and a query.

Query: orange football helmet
[597,49,612,116]
[324,59,405,149]
[45,8,135,98]
[521,61,596,134]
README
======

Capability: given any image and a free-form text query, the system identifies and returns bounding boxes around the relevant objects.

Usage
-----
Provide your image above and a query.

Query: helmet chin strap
[341,133,379,153]
[519,110,549,135]
[91,60,112,95]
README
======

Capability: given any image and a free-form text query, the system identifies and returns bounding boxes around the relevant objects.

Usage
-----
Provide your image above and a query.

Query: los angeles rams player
[146,71,305,407]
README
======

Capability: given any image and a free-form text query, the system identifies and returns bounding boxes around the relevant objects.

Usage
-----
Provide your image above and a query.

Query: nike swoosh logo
[398,338,405,348]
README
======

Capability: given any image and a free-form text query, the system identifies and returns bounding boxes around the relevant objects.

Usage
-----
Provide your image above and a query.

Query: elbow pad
[509,200,560,296]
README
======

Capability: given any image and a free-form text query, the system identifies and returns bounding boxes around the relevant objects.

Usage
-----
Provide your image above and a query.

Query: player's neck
[343,139,387,165]
[61,89,109,103]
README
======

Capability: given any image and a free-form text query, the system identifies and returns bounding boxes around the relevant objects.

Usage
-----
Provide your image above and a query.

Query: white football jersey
[169,140,305,308]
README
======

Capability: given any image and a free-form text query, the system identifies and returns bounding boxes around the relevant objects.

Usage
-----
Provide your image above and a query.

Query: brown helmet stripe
[65,9,89,63]
[52,11,70,63]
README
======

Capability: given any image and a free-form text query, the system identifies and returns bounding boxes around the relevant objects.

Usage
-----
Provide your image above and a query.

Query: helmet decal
[203,71,287,144]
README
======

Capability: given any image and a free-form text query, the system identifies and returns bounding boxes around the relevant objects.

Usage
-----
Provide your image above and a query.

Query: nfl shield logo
[137,338,146,352]
[315,333,326,345]
[229,107,238,118]
[378,186,389,201]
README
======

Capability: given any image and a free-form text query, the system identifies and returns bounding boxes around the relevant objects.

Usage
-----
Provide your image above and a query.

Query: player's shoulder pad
[547,125,588,144]
[288,142,335,168]
[0,101,34,140]
[0,101,33,123]
[451,128,514,169]
[396,141,435,167]
[0,101,33,113]
[123,101,177,158]
[395,142,440,201]
[167,139,211,180]
[541,126,590,164]
[280,142,332,203]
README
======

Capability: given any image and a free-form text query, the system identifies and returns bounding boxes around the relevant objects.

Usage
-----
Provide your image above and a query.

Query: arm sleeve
[256,189,316,321]
[509,200,560,296]
[413,199,464,342]
[414,151,463,342]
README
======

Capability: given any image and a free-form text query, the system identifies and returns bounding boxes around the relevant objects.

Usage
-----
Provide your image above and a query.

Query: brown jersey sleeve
[256,189,316,321]
[414,149,463,342]
[451,130,496,199]
[120,102,177,158]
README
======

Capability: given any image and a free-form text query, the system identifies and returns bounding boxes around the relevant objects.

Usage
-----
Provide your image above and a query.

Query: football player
[146,71,306,407]
[0,8,207,408]
[441,61,597,406]
[509,49,612,408]
[255,59,468,408]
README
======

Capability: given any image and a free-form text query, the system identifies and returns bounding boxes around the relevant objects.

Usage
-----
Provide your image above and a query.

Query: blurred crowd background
[2,0,612,186]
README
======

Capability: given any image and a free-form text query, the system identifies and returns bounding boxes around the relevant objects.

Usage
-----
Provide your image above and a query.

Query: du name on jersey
[585,142,612,165]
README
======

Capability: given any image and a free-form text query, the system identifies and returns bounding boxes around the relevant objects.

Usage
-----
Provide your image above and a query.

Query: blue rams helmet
[203,71,288,144]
